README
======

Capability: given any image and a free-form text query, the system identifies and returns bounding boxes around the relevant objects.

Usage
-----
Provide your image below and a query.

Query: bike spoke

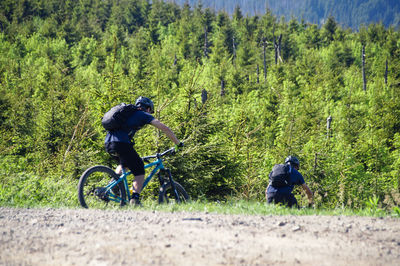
[158,181,189,204]
[78,166,126,209]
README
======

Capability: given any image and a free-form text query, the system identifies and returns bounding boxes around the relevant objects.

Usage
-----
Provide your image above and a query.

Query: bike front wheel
[158,181,189,204]
[78,165,126,209]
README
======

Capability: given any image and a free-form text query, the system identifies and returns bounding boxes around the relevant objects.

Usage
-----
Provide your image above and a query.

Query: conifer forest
[1,0,400,209]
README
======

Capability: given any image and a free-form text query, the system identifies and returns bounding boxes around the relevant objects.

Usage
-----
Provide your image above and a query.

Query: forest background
[0,0,400,210]
[169,0,400,30]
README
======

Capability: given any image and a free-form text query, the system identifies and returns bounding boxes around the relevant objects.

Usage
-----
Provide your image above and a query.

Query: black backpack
[269,164,292,187]
[101,103,138,131]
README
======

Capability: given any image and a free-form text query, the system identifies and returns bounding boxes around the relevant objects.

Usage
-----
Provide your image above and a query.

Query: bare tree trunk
[232,36,236,64]
[201,89,208,104]
[262,37,267,82]
[220,79,225,96]
[204,26,208,58]
[327,115,332,138]
[385,59,388,85]
[314,153,318,173]
[257,64,260,84]
[110,35,118,93]
[278,34,282,62]
[362,45,367,91]
[274,35,278,64]
[274,34,282,64]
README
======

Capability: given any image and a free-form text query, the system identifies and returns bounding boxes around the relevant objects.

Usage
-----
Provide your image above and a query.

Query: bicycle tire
[158,181,190,204]
[78,165,126,208]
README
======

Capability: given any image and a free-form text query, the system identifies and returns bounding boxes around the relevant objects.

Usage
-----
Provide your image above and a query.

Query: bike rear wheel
[78,165,126,209]
[158,181,189,204]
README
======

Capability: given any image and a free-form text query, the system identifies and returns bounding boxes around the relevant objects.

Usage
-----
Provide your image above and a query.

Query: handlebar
[142,147,176,163]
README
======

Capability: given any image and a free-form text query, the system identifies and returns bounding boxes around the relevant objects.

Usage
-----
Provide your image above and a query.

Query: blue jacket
[104,110,154,144]
[267,167,305,194]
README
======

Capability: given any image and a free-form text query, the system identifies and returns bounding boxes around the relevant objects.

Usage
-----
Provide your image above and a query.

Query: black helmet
[285,155,300,167]
[135,96,154,114]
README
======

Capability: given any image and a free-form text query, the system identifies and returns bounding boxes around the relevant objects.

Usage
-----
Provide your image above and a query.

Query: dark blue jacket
[267,167,305,194]
[104,110,154,144]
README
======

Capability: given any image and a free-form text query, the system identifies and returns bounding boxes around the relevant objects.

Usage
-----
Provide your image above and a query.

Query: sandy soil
[0,207,399,265]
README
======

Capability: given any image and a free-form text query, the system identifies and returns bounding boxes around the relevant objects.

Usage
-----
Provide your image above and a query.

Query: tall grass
[1,169,398,218]
[140,199,399,218]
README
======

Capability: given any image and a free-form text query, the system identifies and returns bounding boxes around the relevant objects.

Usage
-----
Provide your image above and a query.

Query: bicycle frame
[105,148,178,204]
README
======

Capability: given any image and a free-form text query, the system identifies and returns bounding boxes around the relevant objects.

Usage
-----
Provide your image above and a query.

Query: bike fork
[159,169,181,203]
[167,169,181,203]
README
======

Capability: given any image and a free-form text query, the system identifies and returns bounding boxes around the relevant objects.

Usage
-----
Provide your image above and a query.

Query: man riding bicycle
[104,96,183,206]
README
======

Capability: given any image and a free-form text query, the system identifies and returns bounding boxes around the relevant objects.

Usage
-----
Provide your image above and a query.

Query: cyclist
[265,156,313,208]
[104,96,183,206]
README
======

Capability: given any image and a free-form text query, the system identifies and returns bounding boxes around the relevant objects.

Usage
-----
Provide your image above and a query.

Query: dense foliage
[0,0,399,209]
[169,0,400,30]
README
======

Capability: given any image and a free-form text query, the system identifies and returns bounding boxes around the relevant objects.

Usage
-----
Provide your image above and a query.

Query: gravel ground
[0,207,399,265]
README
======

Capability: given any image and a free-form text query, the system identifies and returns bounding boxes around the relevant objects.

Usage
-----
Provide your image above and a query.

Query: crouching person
[266,156,313,208]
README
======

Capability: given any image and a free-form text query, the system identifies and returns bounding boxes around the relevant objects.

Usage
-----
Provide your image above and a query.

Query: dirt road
[0,207,399,265]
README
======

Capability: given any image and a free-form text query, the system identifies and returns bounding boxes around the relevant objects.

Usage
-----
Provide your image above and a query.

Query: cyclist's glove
[175,142,184,152]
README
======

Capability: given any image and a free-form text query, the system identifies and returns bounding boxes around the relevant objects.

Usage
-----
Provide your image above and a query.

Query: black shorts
[267,192,298,208]
[105,142,145,176]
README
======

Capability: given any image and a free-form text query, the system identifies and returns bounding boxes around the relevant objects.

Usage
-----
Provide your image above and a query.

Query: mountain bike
[78,147,189,208]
